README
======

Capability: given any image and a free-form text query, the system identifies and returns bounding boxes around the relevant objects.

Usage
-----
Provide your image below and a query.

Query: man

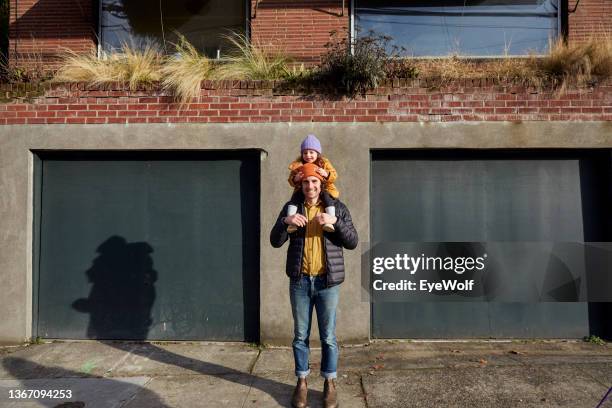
[270,162,358,408]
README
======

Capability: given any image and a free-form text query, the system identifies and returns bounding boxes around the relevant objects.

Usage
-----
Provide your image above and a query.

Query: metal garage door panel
[37,152,259,341]
[371,150,610,338]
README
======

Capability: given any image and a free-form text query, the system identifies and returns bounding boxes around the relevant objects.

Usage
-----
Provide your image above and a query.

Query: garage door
[34,151,260,341]
[371,149,612,338]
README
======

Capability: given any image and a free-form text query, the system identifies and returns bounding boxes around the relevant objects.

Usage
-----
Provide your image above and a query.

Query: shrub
[161,34,213,104]
[118,44,164,88]
[315,30,403,96]
[406,35,612,90]
[54,43,163,89]
[410,56,537,87]
[212,32,292,80]
[384,58,419,81]
[282,63,312,81]
[0,57,52,83]
[40,31,612,96]
[584,335,606,345]
[536,35,612,91]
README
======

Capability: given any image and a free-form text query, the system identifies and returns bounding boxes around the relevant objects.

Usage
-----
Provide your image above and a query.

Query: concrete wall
[1,121,611,345]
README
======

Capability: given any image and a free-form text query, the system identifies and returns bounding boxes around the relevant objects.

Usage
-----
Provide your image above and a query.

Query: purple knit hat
[300,134,322,154]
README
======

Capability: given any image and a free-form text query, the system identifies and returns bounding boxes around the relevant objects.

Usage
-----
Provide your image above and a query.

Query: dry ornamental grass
[161,35,213,104]
[404,36,612,91]
[54,44,163,89]
[538,36,612,91]
[211,33,292,81]
[51,33,612,99]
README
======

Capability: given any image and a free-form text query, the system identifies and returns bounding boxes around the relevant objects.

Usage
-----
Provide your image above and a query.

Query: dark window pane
[355,0,559,56]
[101,0,246,57]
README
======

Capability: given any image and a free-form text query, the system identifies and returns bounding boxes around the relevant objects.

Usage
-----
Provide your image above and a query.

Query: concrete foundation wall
[1,122,611,345]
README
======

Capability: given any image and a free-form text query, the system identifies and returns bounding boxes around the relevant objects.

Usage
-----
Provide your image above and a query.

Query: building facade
[1,1,611,345]
[9,0,612,68]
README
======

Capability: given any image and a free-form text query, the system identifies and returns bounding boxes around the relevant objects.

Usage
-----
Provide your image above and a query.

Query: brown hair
[297,153,325,167]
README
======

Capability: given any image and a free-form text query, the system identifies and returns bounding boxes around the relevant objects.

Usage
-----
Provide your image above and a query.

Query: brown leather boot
[291,377,308,408]
[323,378,338,408]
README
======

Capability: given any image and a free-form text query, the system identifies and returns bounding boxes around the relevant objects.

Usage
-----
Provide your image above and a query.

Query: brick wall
[8,0,95,70]
[250,0,348,66]
[0,80,609,125]
[7,0,347,70]
[8,0,612,70]
[568,0,612,43]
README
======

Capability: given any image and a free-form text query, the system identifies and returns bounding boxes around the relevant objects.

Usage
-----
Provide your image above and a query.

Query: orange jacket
[288,156,339,199]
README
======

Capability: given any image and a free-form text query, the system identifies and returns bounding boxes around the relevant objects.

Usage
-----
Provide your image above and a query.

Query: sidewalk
[0,340,611,407]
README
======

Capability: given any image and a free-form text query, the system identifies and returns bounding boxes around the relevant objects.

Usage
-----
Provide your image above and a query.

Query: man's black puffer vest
[270,199,358,288]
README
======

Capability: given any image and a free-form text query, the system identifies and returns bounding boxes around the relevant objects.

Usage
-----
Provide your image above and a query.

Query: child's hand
[316,168,329,178]
[293,172,303,183]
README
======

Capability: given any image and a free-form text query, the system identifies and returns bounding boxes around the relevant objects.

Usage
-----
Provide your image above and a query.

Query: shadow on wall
[9,0,95,65]
[72,236,157,340]
[2,235,168,406]
[10,0,94,40]
[66,235,308,406]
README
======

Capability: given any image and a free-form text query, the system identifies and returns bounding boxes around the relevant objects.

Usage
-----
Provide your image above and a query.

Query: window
[353,1,560,57]
[99,0,247,57]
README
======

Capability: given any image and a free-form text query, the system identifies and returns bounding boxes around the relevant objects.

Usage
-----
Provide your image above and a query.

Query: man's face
[301,176,321,200]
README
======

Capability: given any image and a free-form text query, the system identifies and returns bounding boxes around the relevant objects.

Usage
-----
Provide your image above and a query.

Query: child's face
[302,149,318,163]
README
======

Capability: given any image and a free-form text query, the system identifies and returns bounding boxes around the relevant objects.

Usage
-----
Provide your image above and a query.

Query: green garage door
[371,149,612,338]
[34,151,260,341]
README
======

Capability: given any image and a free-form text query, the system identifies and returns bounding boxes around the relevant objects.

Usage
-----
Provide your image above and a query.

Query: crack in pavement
[240,348,262,408]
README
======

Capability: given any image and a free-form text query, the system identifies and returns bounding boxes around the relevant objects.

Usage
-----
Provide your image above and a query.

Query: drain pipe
[13,0,18,64]
[569,0,580,13]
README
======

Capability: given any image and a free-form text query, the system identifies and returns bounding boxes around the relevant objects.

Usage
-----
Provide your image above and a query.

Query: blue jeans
[289,274,339,379]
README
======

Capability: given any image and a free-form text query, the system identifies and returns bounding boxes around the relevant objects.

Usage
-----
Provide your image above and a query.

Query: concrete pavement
[0,340,611,407]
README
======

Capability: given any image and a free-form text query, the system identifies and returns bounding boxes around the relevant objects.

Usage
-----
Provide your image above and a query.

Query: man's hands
[284,213,308,228]
[284,213,337,228]
[316,213,337,226]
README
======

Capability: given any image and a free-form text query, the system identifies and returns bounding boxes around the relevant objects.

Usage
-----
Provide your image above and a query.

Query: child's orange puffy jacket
[288,157,339,198]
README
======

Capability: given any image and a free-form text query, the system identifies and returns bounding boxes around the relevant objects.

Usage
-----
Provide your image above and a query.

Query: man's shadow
[72,236,157,340]
[3,235,169,407]
[70,235,320,407]
[1,356,170,408]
